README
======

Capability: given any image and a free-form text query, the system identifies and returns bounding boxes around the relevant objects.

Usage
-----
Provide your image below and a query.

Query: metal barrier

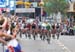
[2,43,5,52]
[0,43,5,52]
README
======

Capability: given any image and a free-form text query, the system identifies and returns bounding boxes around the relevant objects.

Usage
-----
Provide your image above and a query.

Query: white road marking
[55,40,72,52]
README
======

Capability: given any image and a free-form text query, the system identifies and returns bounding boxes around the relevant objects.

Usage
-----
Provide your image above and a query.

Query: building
[67,0,75,26]
[15,0,44,20]
[0,0,15,13]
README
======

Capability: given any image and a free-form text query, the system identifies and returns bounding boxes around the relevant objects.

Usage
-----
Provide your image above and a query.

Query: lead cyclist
[0,11,22,52]
[5,13,22,52]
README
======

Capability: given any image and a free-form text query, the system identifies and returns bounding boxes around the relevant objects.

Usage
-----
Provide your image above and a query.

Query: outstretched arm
[0,31,14,39]
[2,17,7,28]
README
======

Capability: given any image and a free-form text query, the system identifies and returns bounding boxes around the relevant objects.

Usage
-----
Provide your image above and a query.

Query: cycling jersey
[46,25,51,31]
[32,23,36,29]
[10,22,16,35]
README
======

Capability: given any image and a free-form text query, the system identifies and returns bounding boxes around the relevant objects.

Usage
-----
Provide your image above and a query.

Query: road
[0,35,75,52]
[20,35,75,52]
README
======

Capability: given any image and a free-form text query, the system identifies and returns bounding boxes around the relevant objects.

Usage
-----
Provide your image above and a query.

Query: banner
[31,2,37,7]
[9,0,16,10]
[0,0,6,7]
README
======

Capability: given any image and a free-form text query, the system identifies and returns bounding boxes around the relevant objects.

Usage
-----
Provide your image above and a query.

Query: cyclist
[0,12,14,45]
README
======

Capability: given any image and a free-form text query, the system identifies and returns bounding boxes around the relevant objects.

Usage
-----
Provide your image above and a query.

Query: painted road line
[54,40,72,52]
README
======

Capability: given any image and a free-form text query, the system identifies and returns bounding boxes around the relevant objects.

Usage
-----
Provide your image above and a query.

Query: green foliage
[43,0,68,15]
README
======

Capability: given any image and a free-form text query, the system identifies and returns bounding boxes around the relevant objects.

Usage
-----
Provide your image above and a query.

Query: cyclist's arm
[0,32,15,39]
[12,28,17,38]
[2,17,7,28]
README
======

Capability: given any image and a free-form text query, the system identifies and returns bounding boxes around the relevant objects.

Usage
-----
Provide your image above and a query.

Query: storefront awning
[16,1,24,5]
[24,2,31,5]
[15,8,35,13]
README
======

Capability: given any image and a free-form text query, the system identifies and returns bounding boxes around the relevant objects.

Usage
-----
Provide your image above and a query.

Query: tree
[43,0,68,15]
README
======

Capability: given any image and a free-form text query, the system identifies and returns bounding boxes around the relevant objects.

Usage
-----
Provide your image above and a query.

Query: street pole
[41,7,42,21]
[41,0,43,22]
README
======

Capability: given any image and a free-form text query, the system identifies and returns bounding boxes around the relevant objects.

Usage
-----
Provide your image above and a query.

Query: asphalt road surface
[0,35,75,52]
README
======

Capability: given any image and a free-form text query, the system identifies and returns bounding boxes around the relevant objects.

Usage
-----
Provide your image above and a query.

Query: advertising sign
[0,0,6,7]
[31,2,37,7]
[9,0,15,10]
